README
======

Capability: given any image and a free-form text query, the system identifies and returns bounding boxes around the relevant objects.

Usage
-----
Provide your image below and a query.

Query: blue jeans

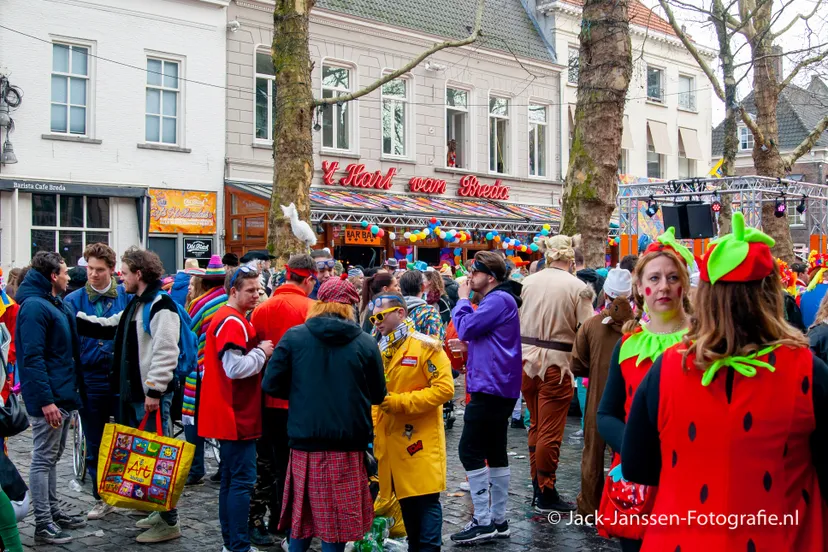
[80,376,112,499]
[29,414,71,526]
[286,530,346,552]
[127,394,178,525]
[399,493,442,552]
[183,425,205,480]
[219,440,257,552]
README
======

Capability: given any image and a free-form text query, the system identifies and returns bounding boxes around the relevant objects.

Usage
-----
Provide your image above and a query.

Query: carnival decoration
[776,259,799,296]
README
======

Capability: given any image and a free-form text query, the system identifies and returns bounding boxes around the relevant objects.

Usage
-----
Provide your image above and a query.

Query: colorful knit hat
[642,227,694,267]
[699,212,775,285]
[318,273,360,305]
[194,255,227,281]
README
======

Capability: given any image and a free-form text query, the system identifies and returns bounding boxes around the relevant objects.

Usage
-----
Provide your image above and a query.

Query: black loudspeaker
[661,202,716,240]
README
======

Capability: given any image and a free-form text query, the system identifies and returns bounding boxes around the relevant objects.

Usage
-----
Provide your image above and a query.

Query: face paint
[645,287,652,297]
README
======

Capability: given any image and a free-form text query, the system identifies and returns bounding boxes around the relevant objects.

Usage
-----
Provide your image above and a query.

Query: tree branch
[780,49,828,91]
[657,0,725,101]
[740,107,765,145]
[782,114,828,168]
[736,0,758,40]
[313,0,485,106]
[771,0,824,40]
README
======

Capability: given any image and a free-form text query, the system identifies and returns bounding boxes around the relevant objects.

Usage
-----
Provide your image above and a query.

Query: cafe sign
[184,238,213,259]
[345,226,383,246]
[150,189,217,234]
[322,161,396,189]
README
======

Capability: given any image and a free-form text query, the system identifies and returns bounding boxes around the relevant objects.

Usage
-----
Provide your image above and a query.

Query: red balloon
[430,217,437,224]
[377,228,385,237]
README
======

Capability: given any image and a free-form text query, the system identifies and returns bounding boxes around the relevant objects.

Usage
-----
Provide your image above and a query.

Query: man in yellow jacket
[372,292,454,552]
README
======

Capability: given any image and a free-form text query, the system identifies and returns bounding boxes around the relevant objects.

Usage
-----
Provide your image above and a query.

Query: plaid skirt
[279,449,374,542]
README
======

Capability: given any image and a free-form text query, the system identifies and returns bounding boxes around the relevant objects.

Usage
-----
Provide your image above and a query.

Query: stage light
[774,195,786,218]
[797,195,806,214]
[646,196,659,218]
[711,192,721,213]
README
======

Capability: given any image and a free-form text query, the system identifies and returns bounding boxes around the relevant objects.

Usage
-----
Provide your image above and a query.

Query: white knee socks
[467,466,491,525]
[489,467,510,524]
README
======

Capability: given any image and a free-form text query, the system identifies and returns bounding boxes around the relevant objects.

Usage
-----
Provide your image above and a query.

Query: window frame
[30,194,112,265]
[646,65,665,103]
[380,71,412,160]
[528,101,548,178]
[50,39,94,137]
[445,83,472,169]
[488,93,512,175]
[320,59,357,153]
[787,200,806,227]
[619,148,629,175]
[254,46,276,144]
[567,45,580,85]
[145,53,183,146]
[678,132,695,179]
[647,144,663,179]
[678,73,696,111]
[739,126,755,151]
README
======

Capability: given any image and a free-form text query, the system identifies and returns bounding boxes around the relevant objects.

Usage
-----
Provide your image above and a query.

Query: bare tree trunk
[268,0,315,264]
[714,0,737,235]
[560,0,632,268]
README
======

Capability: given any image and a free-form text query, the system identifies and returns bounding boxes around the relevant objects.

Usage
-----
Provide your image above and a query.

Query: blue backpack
[142,291,199,380]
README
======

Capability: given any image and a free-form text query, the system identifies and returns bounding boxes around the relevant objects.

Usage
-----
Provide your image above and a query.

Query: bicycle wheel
[205,438,221,463]
[72,412,87,483]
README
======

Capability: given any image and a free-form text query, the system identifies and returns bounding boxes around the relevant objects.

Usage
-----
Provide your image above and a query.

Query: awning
[0,178,148,198]
[647,120,671,155]
[678,127,702,160]
[622,116,634,150]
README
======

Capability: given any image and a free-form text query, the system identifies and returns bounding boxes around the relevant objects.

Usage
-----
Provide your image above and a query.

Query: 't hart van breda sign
[321,160,510,200]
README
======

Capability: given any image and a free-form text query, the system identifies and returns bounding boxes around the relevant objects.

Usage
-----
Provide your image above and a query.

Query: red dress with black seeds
[642,343,827,551]
[597,329,658,541]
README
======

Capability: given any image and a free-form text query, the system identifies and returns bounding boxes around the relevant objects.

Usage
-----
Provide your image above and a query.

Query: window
[382,77,409,157]
[568,46,579,85]
[446,87,469,168]
[31,194,110,264]
[647,66,664,103]
[528,103,547,177]
[145,58,179,144]
[489,96,510,173]
[647,144,662,178]
[51,43,89,135]
[788,202,806,226]
[255,50,275,141]
[321,64,352,150]
[618,149,628,175]
[739,126,754,151]
[678,155,695,179]
[678,74,696,110]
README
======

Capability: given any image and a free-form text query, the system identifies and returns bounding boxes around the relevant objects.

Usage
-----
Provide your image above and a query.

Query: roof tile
[558,0,677,36]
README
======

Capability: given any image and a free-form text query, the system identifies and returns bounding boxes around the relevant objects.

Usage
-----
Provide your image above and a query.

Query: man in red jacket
[200,265,274,552]
[247,254,316,545]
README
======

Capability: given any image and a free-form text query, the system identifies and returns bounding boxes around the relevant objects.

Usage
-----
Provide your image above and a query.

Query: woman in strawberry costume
[596,227,693,552]
[622,212,828,551]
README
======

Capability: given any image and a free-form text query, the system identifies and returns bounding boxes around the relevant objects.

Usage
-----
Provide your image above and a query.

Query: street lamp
[0,76,21,167]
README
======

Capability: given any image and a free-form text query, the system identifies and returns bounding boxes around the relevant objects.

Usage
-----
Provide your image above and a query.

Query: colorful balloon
[389,232,396,240]
[404,232,411,239]
[377,228,385,237]
[371,226,379,235]
[361,221,369,228]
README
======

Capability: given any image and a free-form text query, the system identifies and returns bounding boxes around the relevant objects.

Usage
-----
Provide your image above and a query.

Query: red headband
[286,266,317,279]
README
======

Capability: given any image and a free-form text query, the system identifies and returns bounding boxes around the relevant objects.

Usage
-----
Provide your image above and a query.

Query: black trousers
[458,392,516,472]
[249,408,290,529]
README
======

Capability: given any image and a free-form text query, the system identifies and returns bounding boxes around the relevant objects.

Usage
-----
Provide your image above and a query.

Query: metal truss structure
[618,176,828,236]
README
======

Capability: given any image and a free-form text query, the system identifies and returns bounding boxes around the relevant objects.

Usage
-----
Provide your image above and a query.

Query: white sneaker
[459,481,470,492]
[281,538,289,551]
[87,500,115,520]
[223,548,260,552]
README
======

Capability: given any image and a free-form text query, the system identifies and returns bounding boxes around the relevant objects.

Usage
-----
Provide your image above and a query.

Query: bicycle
[71,410,86,483]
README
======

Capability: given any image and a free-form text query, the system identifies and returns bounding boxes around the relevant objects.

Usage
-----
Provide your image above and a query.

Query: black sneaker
[54,512,87,529]
[494,519,510,539]
[209,471,222,483]
[510,418,526,430]
[535,487,576,513]
[249,524,274,546]
[185,474,204,486]
[35,522,73,544]
[450,518,497,544]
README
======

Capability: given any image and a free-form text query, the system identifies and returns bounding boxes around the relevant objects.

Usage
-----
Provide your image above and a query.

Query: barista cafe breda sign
[321,160,510,200]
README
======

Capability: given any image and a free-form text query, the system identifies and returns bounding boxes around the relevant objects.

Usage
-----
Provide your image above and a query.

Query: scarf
[85,277,118,304]
[379,319,416,361]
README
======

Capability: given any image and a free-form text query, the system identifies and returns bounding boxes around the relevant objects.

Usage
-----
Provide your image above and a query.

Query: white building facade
[0,0,228,273]
[541,0,716,181]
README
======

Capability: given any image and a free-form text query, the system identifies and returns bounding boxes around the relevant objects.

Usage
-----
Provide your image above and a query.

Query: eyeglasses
[370,306,401,325]
[229,265,257,288]
[316,259,336,270]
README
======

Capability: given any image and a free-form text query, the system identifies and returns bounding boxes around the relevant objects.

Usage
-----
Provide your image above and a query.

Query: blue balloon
[361,220,369,228]
[486,232,494,241]
[530,243,539,252]
[493,230,499,236]
[541,229,549,236]
[371,226,379,235]
[454,248,462,255]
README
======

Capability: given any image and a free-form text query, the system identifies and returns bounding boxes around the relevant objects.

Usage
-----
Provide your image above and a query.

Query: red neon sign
[457,175,510,200]
[409,177,447,194]
[321,161,396,190]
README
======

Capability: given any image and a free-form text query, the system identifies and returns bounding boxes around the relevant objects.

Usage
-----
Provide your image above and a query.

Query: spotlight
[313,122,321,132]
[711,192,721,214]
[646,196,659,218]
[797,195,806,214]
[774,195,786,218]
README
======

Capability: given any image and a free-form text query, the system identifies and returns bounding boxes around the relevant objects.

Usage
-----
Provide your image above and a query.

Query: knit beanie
[603,265,632,298]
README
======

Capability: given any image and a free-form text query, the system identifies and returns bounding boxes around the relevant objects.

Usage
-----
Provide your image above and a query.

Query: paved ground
[9,396,616,551]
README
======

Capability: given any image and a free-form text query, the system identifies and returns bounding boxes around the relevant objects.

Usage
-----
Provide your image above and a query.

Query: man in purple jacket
[449,251,522,544]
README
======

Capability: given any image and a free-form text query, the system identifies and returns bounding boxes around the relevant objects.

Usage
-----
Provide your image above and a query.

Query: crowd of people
[0,214,826,552]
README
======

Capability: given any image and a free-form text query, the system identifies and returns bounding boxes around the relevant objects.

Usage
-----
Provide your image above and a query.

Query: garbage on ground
[348,517,409,551]
[68,479,83,492]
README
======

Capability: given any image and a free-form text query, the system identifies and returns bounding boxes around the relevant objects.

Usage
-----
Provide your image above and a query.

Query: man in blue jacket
[17,251,85,544]
[65,243,130,521]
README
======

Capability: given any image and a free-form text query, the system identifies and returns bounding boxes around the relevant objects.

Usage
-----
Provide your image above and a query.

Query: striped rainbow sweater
[182,286,228,426]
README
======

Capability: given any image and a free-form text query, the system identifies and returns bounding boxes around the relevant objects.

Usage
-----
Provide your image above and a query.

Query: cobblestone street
[9,397,614,552]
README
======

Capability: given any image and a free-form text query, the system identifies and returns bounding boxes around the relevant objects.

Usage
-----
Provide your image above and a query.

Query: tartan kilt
[279,449,374,542]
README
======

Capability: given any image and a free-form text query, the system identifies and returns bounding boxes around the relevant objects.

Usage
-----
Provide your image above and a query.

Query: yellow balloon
[410,235,418,242]
[543,224,551,231]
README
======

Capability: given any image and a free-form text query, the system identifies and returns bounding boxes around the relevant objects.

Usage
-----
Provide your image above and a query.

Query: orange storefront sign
[150,189,217,234]
[345,226,383,246]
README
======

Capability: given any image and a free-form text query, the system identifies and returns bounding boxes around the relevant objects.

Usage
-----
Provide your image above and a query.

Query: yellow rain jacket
[374,332,454,501]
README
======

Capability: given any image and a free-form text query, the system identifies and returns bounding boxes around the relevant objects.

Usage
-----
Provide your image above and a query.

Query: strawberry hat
[699,212,775,285]
[642,227,694,267]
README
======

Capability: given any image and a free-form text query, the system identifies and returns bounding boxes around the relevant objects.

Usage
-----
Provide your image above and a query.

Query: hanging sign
[345,226,383,246]
[149,189,217,234]
[184,238,213,259]
[457,175,510,200]
[322,161,396,190]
